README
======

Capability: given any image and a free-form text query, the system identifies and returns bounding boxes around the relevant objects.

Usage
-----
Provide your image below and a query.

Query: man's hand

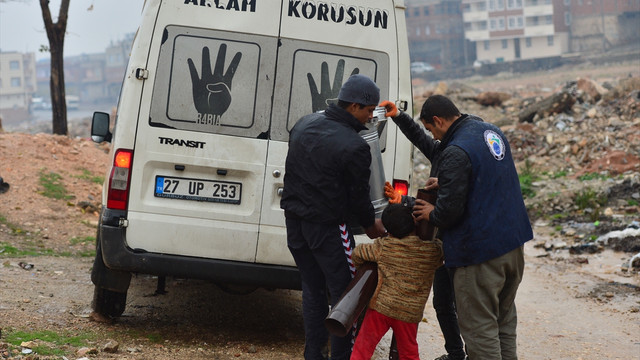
[412,198,434,222]
[384,181,402,204]
[424,177,439,191]
[364,218,387,239]
[378,100,398,118]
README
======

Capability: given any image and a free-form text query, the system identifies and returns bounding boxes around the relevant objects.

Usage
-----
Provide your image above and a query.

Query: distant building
[461,0,640,65]
[34,32,134,106]
[105,32,134,102]
[0,51,37,121]
[569,0,640,52]
[462,0,570,64]
[405,0,471,69]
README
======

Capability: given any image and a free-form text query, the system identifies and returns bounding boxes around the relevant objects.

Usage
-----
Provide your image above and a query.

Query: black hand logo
[307,59,359,113]
[187,44,242,119]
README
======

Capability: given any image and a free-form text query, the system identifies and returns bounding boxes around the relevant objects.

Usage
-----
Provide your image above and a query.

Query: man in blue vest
[412,95,533,359]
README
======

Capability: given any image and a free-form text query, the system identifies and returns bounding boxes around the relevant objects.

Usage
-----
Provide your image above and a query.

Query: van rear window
[149,25,273,139]
[149,25,389,142]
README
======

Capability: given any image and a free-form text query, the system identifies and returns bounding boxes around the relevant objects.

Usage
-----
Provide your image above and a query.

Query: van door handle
[277,187,284,196]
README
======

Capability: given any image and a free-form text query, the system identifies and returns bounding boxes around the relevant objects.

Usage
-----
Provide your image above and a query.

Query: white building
[462,0,570,64]
[0,51,37,121]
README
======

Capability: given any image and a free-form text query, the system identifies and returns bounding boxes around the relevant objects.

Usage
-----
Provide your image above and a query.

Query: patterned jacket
[352,235,443,323]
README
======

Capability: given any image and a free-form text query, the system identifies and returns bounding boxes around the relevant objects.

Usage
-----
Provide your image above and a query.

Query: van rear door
[256,0,403,263]
[124,2,282,263]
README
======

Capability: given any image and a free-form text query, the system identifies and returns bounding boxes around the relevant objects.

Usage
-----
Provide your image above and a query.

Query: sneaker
[434,355,467,360]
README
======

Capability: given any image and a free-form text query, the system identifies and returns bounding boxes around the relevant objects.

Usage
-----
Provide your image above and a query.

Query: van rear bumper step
[99,224,302,290]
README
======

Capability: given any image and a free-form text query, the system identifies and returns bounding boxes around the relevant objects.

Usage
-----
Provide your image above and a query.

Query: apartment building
[461,0,639,64]
[462,0,571,64]
[405,0,470,69]
[104,32,134,102]
[35,33,134,105]
[0,51,37,121]
[569,0,640,52]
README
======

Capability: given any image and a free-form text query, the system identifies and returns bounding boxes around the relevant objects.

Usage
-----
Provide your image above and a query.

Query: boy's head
[381,203,415,238]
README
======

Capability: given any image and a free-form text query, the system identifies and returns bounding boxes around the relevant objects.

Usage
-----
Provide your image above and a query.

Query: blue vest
[442,119,532,267]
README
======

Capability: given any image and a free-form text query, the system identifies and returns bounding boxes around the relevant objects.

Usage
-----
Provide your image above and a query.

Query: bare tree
[39,0,70,135]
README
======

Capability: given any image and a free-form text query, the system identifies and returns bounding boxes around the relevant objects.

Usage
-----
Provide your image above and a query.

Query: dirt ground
[0,243,638,359]
[1,61,639,359]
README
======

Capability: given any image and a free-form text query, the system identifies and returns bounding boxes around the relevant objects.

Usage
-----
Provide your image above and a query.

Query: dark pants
[432,265,466,360]
[286,217,354,360]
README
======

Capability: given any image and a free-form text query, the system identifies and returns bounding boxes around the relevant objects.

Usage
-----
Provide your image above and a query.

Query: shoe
[434,355,467,360]
[0,177,9,194]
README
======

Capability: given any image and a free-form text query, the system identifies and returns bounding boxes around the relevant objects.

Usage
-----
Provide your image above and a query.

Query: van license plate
[154,176,241,204]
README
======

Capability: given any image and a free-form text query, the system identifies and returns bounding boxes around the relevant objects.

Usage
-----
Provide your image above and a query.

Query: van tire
[90,218,131,317]
[91,286,127,318]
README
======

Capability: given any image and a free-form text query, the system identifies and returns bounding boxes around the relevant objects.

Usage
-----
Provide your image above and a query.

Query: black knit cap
[381,203,415,238]
[337,74,380,106]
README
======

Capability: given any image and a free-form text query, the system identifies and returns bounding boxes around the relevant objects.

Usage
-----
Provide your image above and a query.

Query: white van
[90,0,414,317]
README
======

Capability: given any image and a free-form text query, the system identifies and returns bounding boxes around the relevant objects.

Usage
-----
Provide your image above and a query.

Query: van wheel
[91,286,127,318]
[90,218,131,318]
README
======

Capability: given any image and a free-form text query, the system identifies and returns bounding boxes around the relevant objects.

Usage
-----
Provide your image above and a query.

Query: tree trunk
[39,0,70,135]
[517,90,576,123]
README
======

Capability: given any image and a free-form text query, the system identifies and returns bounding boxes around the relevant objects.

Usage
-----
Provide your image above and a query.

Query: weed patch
[518,160,538,198]
[0,242,57,257]
[577,172,609,181]
[574,187,608,221]
[70,236,95,245]
[74,168,104,185]
[0,214,27,236]
[38,170,73,200]
[4,329,95,356]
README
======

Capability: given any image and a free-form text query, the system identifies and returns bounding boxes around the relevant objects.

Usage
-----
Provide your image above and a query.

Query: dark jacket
[392,111,471,221]
[280,104,375,228]
[393,112,531,266]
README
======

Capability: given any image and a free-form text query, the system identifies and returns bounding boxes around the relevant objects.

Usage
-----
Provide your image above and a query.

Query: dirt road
[413,241,640,360]
[1,233,638,359]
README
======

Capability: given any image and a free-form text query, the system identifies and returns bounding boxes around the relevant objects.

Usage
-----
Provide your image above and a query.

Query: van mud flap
[91,236,132,293]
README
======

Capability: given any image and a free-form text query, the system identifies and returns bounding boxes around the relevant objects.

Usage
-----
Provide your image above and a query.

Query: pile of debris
[413,72,640,271]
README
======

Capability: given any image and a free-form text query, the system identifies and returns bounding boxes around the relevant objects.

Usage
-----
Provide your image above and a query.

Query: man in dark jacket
[411,95,533,359]
[379,99,466,360]
[280,74,387,360]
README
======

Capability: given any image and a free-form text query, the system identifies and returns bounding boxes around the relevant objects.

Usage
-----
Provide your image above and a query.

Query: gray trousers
[452,246,525,360]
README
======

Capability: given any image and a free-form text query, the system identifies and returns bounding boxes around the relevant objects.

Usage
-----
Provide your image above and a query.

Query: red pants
[351,309,419,360]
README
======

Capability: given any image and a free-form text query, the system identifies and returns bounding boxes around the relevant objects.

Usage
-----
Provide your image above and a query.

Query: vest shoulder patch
[484,130,505,161]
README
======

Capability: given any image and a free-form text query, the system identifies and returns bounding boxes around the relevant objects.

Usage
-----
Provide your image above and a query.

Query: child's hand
[384,181,402,204]
[424,177,439,191]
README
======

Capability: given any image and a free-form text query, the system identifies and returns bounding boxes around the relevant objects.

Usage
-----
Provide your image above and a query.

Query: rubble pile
[413,73,640,271]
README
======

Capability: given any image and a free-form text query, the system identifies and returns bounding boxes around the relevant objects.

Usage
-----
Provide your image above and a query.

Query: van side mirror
[91,111,112,143]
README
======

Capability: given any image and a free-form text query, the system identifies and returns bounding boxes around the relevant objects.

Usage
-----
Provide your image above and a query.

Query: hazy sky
[0,0,142,60]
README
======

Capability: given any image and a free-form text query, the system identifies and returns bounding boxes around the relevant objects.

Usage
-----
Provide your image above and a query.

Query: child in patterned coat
[351,203,443,360]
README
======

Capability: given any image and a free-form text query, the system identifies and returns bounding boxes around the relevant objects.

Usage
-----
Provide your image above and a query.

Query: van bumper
[99,222,302,291]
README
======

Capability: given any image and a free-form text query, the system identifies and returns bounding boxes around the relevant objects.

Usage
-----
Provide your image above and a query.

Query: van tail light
[392,179,409,197]
[107,149,133,210]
